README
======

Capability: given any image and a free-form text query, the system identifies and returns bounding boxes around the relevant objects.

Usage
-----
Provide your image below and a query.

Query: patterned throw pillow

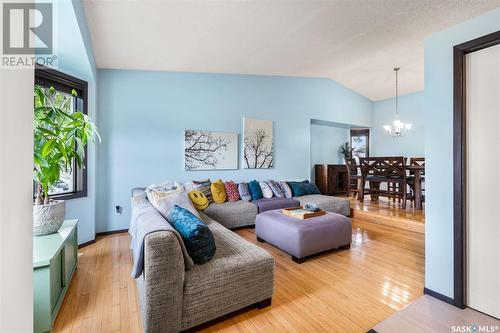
[210,179,227,204]
[259,181,273,198]
[248,180,263,200]
[238,183,252,201]
[192,179,213,203]
[224,181,240,202]
[167,205,216,265]
[268,180,284,197]
[279,181,293,198]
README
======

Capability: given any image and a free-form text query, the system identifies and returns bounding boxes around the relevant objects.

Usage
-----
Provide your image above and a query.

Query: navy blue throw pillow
[304,182,321,195]
[287,180,320,197]
[248,180,263,200]
[167,205,216,265]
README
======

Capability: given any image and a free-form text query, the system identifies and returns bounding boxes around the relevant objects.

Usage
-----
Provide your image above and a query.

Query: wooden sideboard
[33,219,78,333]
[315,164,349,195]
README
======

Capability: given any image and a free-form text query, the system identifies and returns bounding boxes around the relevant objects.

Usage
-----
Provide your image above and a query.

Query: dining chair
[345,158,362,199]
[407,157,425,204]
[359,156,407,208]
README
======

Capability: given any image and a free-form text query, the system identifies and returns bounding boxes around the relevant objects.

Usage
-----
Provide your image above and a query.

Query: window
[350,129,369,158]
[34,65,88,200]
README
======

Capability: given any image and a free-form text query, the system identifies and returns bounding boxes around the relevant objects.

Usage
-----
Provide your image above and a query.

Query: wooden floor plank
[54,202,424,332]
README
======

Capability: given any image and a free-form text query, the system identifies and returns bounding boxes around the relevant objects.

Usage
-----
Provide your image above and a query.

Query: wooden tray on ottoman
[282,206,326,219]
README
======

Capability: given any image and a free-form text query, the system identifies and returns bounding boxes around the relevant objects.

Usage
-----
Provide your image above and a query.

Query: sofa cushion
[259,181,274,198]
[210,179,227,204]
[203,200,258,229]
[167,205,216,265]
[248,180,263,200]
[279,181,293,198]
[182,213,274,329]
[237,182,252,201]
[224,181,240,202]
[296,194,350,217]
[193,179,213,203]
[252,197,300,213]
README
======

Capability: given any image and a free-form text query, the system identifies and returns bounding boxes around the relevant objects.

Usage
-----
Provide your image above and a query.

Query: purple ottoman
[252,197,300,213]
[255,209,352,263]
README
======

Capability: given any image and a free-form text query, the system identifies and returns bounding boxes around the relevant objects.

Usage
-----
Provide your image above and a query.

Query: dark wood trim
[423,287,455,306]
[453,30,500,309]
[350,128,370,157]
[34,64,89,201]
[78,239,96,249]
[95,229,128,237]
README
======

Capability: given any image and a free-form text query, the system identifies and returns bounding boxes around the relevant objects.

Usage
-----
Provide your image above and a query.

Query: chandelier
[383,67,412,137]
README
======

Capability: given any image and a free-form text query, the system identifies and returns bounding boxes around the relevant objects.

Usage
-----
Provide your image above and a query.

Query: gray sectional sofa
[131,189,274,333]
[204,193,351,229]
[130,185,350,331]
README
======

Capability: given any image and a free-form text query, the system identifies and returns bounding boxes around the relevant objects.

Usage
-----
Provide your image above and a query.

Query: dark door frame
[452,30,500,308]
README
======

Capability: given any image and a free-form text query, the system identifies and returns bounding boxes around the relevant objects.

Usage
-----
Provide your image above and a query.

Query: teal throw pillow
[167,205,216,265]
[248,180,263,201]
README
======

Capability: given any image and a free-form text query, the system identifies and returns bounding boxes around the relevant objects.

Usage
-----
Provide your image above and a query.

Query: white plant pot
[33,200,65,236]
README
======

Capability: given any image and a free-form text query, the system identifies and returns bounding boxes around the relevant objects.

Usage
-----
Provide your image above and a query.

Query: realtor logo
[3,3,52,54]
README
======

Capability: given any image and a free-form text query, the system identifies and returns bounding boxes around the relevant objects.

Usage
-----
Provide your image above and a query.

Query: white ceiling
[83,0,500,101]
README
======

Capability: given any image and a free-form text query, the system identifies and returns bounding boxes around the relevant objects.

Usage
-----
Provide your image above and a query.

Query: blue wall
[310,124,349,180]
[96,70,372,232]
[371,91,425,157]
[37,0,97,244]
[424,7,500,298]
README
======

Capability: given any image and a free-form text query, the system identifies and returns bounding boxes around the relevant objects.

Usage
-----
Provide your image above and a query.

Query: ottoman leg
[292,256,305,264]
[257,236,265,243]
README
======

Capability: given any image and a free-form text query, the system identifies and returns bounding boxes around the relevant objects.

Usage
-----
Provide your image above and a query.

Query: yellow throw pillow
[210,179,227,204]
[188,190,209,210]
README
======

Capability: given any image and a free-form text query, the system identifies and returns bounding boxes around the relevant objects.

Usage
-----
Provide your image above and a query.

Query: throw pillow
[287,180,315,197]
[224,181,240,202]
[238,183,252,201]
[150,190,200,218]
[259,181,273,198]
[268,180,284,197]
[192,179,213,203]
[279,181,293,198]
[167,205,216,265]
[248,180,263,200]
[188,190,209,210]
[210,179,227,204]
[304,182,321,195]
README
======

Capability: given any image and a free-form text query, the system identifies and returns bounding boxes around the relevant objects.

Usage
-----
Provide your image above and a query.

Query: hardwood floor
[53,211,424,333]
[349,196,425,234]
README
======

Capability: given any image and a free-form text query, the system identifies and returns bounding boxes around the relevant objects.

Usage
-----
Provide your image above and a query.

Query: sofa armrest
[141,231,185,333]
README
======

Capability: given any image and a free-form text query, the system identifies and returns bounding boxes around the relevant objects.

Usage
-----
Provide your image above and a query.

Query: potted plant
[338,142,354,163]
[33,85,100,236]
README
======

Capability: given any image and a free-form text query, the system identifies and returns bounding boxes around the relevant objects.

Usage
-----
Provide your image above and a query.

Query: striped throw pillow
[192,179,213,203]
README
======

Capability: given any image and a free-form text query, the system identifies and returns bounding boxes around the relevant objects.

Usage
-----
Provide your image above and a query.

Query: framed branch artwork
[243,117,274,169]
[184,130,238,170]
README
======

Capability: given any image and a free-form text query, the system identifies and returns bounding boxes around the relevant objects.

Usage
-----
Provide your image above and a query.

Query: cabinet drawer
[50,251,63,312]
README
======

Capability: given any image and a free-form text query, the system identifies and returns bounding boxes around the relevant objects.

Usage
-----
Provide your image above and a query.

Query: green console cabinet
[33,219,78,333]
